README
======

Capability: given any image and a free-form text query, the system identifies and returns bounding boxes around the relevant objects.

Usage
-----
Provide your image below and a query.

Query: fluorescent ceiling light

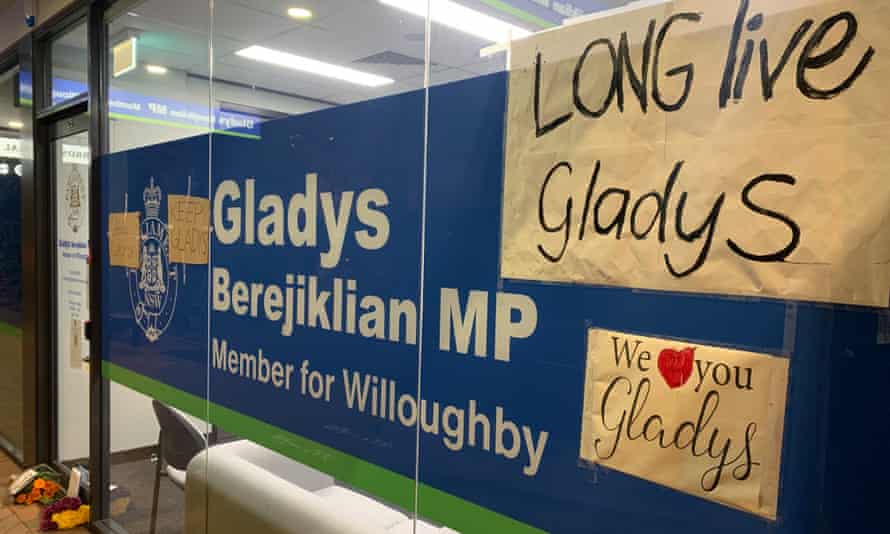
[380,0,531,43]
[235,46,394,87]
[287,7,313,19]
[7,121,23,129]
[145,64,168,75]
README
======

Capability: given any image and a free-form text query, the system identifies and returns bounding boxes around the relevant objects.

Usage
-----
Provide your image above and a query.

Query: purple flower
[41,505,56,521]
[61,496,81,509]
[42,496,81,520]
[39,518,58,531]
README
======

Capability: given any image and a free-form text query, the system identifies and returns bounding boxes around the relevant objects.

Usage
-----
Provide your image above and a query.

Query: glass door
[50,113,90,466]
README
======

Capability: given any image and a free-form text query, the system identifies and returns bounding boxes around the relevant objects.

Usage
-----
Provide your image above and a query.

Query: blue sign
[18,71,263,139]
[102,73,888,534]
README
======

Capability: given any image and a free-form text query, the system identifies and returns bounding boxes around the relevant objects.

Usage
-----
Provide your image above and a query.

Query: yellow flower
[52,506,90,530]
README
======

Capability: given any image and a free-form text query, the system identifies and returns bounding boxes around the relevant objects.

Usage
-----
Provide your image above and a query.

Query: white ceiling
[81,0,632,104]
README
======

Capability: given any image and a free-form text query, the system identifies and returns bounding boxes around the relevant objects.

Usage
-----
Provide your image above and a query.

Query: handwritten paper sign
[108,212,141,268]
[168,195,209,264]
[501,0,890,306]
[580,328,789,518]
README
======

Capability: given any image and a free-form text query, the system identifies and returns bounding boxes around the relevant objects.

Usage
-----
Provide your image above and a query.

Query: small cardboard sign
[168,195,209,264]
[108,212,141,268]
[580,328,789,519]
[69,318,83,369]
[66,467,82,498]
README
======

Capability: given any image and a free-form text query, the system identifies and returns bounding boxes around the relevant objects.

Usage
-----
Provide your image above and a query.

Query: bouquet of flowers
[12,465,65,505]
[40,497,90,531]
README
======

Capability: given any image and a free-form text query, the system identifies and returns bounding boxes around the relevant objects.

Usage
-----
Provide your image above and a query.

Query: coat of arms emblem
[128,177,178,342]
[65,167,83,233]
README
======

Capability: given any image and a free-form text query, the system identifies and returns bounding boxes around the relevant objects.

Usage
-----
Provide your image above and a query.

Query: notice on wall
[501,0,890,306]
[69,318,83,368]
[580,328,789,518]
[108,212,141,268]
[167,195,209,264]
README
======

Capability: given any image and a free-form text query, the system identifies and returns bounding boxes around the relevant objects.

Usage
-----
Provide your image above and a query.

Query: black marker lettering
[616,20,656,113]
[653,13,701,112]
[534,52,573,137]
[732,13,762,101]
[537,162,573,262]
[574,38,618,118]
[760,19,814,101]
[720,0,750,108]
[727,174,800,262]
[578,161,601,241]
[593,188,631,239]
[664,192,726,278]
[797,11,875,100]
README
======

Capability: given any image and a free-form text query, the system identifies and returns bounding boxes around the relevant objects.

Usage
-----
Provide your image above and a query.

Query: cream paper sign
[108,212,141,269]
[168,195,210,264]
[501,0,890,306]
[580,328,789,518]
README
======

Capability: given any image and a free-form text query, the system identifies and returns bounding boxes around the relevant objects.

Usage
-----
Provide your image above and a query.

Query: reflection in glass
[50,21,89,108]
[0,66,26,460]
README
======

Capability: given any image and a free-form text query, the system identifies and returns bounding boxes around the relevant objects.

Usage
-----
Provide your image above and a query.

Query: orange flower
[15,494,26,504]
[33,479,46,489]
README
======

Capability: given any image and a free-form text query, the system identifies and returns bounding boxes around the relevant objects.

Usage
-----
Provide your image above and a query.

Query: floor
[0,453,89,534]
[109,458,184,534]
[0,331,24,453]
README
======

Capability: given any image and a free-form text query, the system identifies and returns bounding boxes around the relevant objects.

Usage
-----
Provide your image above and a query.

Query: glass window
[101,2,212,533]
[108,4,213,152]
[96,2,890,534]
[207,0,426,531]
[419,3,668,533]
[49,20,89,108]
[0,66,28,461]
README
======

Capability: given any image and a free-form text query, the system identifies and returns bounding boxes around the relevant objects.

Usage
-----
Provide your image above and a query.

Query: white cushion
[210,440,335,491]
[186,453,388,534]
[314,486,408,529]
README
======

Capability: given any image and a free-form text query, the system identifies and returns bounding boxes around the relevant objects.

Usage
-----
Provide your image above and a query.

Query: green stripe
[102,361,546,534]
[479,0,555,29]
[0,321,22,337]
[108,112,261,140]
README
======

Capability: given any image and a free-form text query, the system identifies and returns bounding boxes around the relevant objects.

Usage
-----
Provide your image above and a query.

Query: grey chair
[150,400,205,534]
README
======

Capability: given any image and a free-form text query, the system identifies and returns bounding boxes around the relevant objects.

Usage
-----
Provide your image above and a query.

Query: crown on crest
[144,177,161,217]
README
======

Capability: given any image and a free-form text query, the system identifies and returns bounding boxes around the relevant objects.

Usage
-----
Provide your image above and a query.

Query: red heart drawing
[657,347,695,389]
